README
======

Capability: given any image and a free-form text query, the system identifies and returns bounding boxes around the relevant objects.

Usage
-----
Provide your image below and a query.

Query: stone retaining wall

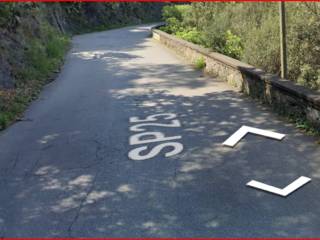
[152,28,320,127]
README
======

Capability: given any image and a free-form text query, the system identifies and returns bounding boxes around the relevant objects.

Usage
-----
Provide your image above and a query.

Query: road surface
[0,24,320,237]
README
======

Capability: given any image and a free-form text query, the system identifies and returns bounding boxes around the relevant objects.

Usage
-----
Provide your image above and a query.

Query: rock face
[0,57,13,89]
[0,5,41,89]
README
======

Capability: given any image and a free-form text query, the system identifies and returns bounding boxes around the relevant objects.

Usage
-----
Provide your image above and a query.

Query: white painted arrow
[222,125,285,147]
[247,176,311,197]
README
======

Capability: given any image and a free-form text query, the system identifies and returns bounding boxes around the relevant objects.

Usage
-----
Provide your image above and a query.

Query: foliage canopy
[161,3,320,90]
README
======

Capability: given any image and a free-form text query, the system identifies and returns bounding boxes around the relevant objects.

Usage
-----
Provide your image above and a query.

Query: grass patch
[17,24,69,82]
[194,57,206,70]
[0,23,70,130]
[276,110,320,138]
[293,117,319,137]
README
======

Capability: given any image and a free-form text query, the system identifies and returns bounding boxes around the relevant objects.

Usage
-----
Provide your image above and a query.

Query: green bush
[297,64,320,90]
[162,5,183,22]
[287,7,320,87]
[194,57,206,70]
[176,28,204,45]
[222,30,243,59]
[18,40,52,82]
[18,23,69,83]
[162,4,243,60]
[1,23,70,130]
[0,113,9,129]
[160,17,181,34]
[161,2,320,90]
[242,15,280,74]
[45,25,69,59]
[161,4,192,34]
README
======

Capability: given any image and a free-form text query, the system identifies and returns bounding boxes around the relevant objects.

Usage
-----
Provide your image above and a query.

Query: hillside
[0,2,164,129]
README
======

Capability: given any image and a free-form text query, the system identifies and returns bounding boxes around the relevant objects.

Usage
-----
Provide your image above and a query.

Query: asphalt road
[1,24,320,237]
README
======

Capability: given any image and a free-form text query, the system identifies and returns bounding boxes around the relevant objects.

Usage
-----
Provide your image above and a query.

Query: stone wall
[152,28,320,128]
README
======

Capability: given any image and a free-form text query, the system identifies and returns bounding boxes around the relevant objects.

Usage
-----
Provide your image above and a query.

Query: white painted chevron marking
[222,125,285,147]
[246,176,311,197]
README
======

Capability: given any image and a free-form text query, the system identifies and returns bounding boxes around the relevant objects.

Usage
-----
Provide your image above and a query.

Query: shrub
[1,23,70,130]
[175,28,204,45]
[161,2,320,90]
[161,4,192,34]
[200,11,231,51]
[18,23,70,83]
[242,15,280,74]
[287,7,320,87]
[162,5,183,22]
[194,57,206,70]
[160,17,181,34]
[297,64,320,90]
[222,30,243,59]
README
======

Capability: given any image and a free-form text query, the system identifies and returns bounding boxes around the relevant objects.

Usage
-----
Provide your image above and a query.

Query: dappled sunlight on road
[129,26,151,33]
[72,50,141,62]
[111,62,231,97]
[0,24,320,238]
[38,134,60,144]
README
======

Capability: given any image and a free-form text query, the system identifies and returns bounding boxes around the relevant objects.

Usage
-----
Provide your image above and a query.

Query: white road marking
[130,119,181,132]
[128,142,184,161]
[130,132,181,145]
[246,176,311,197]
[130,113,177,123]
[222,125,285,147]
[128,113,184,161]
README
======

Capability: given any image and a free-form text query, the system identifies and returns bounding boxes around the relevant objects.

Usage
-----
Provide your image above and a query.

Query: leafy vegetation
[0,23,70,130]
[60,2,164,34]
[0,3,164,130]
[194,57,206,70]
[18,24,69,82]
[161,3,320,90]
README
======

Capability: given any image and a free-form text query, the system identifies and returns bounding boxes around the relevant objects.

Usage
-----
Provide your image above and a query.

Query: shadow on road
[0,25,320,237]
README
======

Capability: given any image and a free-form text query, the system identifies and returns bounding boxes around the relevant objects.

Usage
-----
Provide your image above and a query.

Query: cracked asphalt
[1,24,320,237]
